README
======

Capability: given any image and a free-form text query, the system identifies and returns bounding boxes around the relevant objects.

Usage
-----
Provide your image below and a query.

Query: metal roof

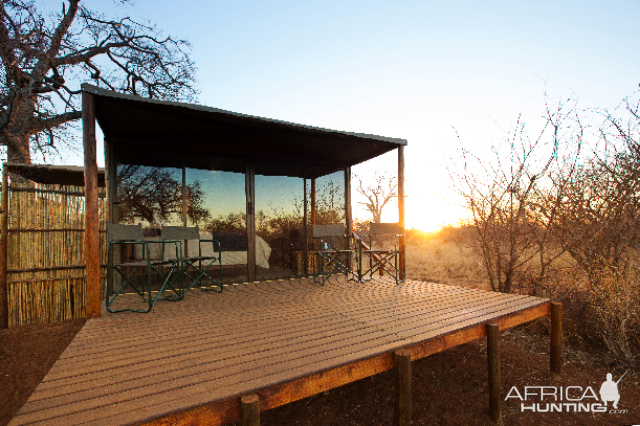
[82,84,406,179]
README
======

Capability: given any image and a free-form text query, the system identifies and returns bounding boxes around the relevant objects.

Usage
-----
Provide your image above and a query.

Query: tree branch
[30,110,81,134]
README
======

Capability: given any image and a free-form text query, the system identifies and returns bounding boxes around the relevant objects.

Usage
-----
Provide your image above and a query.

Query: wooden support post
[487,322,502,425]
[241,394,260,426]
[83,90,101,319]
[394,349,412,426]
[303,178,309,275]
[345,167,352,269]
[311,178,316,225]
[550,302,563,380]
[245,161,256,282]
[397,146,405,279]
[0,164,8,328]
[105,139,122,293]
[181,159,188,257]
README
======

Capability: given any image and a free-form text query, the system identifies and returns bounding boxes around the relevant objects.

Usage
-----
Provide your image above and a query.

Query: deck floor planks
[9,278,549,426]
[57,283,486,361]
[34,288,512,400]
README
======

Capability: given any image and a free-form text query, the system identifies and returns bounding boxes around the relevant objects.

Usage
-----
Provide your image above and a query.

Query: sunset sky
[54,0,639,231]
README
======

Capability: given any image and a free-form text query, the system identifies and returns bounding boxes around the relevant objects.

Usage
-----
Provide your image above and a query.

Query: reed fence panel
[3,183,107,326]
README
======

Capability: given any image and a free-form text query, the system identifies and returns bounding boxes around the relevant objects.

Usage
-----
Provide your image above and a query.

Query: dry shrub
[406,225,640,367]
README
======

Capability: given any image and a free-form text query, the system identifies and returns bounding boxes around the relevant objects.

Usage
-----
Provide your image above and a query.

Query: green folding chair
[106,223,182,313]
[358,222,405,284]
[161,225,223,294]
[312,225,357,285]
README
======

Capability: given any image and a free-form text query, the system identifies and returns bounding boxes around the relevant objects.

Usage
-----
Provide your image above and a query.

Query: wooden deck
[9,277,550,426]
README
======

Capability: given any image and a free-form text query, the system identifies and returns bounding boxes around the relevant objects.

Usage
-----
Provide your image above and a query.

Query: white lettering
[550,403,563,412]
[537,403,550,412]
[565,386,582,401]
[524,387,539,400]
[592,403,607,413]
[505,386,523,401]
[563,403,577,411]
[581,386,599,400]
[578,403,590,412]
[540,386,558,401]
[521,403,536,412]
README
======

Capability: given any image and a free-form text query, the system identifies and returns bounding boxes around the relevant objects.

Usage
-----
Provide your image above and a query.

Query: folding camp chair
[106,223,182,313]
[161,225,223,294]
[312,225,357,285]
[358,222,404,284]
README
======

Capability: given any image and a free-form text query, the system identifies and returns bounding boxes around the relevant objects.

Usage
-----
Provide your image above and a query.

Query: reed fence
[2,183,107,326]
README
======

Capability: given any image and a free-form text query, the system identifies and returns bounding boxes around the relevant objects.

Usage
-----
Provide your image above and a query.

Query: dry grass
[404,230,488,289]
[403,227,640,367]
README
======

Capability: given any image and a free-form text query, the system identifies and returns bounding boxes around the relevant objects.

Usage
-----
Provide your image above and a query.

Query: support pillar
[0,164,9,328]
[397,146,405,279]
[310,178,317,276]
[550,302,563,380]
[182,159,188,257]
[83,91,101,319]
[487,322,502,425]
[303,178,308,275]
[241,394,260,426]
[345,167,352,269]
[394,349,412,426]
[246,161,256,282]
[311,178,316,225]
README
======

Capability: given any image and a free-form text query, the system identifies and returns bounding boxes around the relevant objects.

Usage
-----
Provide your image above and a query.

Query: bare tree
[0,0,197,164]
[117,165,209,225]
[551,98,640,364]
[452,98,581,293]
[355,171,397,224]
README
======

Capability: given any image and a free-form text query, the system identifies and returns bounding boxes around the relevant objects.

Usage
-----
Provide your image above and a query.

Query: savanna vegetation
[409,94,640,369]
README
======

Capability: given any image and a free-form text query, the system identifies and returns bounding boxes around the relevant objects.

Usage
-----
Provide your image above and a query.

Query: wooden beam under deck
[9,279,551,426]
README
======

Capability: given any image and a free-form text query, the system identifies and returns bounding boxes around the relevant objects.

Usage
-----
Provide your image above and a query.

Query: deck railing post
[394,349,412,426]
[241,394,260,426]
[550,302,563,380]
[487,322,502,425]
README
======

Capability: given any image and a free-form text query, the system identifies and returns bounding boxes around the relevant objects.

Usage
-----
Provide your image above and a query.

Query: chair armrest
[198,239,222,252]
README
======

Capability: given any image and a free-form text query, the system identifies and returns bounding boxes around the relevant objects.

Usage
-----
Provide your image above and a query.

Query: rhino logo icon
[599,371,627,409]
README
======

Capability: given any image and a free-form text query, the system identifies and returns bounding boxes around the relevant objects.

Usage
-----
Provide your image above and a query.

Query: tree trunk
[6,134,32,165]
[1,132,33,183]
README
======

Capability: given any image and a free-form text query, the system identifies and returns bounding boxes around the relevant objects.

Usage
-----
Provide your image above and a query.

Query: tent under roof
[82,84,407,179]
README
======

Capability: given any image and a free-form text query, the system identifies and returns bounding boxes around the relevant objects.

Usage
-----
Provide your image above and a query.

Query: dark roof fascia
[5,163,106,187]
[81,84,408,147]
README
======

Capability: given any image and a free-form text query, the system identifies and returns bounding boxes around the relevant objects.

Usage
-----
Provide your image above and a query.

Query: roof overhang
[82,84,407,179]
[6,163,106,187]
